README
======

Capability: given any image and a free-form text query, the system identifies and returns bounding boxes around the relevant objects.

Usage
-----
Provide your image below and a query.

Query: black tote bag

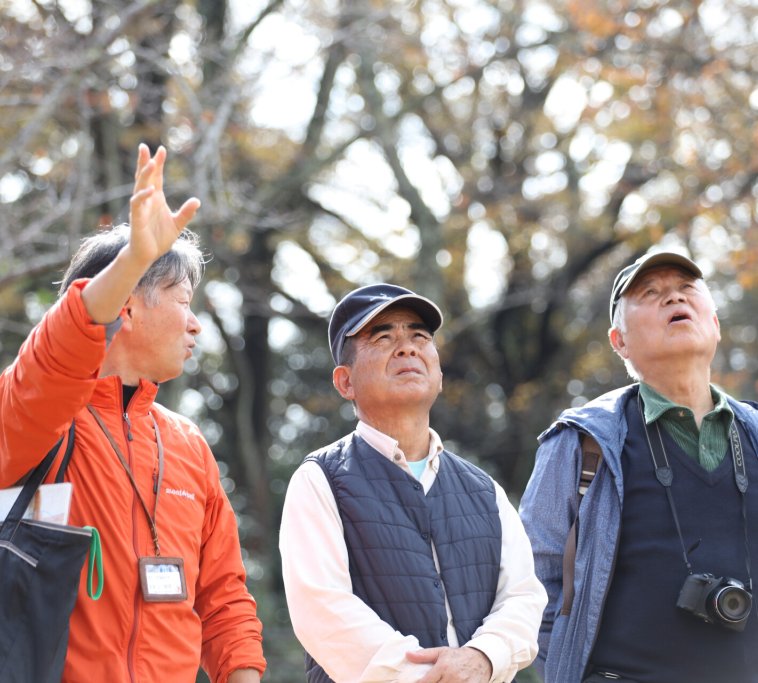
[0,424,95,683]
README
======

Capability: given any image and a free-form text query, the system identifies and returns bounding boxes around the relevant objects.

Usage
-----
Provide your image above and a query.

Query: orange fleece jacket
[0,281,266,682]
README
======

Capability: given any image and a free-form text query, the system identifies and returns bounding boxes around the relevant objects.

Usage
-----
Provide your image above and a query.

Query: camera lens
[712,585,752,623]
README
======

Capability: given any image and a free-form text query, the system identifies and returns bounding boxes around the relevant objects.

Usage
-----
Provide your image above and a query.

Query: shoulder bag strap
[1,422,76,538]
[54,420,76,483]
[560,433,602,616]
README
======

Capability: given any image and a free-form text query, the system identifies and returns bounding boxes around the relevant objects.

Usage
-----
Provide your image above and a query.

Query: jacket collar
[539,384,637,445]
[538,384,638,487]
[541,385,758,487]
[89,375,158,417]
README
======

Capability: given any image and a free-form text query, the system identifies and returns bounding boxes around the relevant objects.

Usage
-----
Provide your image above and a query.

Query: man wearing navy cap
[520,251,758,683]
[280,283,546,683]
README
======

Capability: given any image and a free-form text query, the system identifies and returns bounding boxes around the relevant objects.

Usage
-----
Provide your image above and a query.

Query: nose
[394,332,418,357]
[188,310,202,335]
[663,286,686,306]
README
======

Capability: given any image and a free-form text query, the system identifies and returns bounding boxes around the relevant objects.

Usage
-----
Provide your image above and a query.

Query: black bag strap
[560,432,602,616]
[0,422,76,538]
[55,421,77,483]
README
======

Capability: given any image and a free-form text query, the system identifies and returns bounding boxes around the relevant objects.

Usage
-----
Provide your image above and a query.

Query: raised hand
[126,143,201,270]
[80,143,201,324]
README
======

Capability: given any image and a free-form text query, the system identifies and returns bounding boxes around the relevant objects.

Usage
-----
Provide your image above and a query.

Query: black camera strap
[638,393,752,591]
[728,423,752,591]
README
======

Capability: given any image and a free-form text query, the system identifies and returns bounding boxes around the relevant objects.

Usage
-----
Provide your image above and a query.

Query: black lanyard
[638,393,752,589]
[87,404,165,556]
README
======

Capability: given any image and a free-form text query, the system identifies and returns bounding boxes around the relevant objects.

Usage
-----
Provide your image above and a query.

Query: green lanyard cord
[83,526,104,600]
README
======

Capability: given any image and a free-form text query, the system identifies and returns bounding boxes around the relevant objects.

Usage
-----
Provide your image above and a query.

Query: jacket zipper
[123,411,139,683]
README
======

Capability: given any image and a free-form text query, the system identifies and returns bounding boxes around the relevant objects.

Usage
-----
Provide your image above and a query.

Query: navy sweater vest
[303,433,501,683]
[591,397,758,683]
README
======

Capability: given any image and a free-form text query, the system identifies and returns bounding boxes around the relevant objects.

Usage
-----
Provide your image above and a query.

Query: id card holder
[138,557,188,602]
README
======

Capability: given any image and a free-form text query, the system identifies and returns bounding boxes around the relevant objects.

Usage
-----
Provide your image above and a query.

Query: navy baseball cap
[328,283,443,365]
[609,251,702,323]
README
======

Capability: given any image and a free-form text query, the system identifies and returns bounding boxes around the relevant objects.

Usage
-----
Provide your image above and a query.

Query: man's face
[610,265,720,372]
[333,306,443,418]
[127,278,201,383]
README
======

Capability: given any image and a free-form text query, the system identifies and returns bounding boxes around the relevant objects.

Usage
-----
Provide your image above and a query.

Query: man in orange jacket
[0,144,266,682]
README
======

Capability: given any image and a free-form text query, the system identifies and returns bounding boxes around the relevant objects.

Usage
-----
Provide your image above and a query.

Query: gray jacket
[518,383,758,683]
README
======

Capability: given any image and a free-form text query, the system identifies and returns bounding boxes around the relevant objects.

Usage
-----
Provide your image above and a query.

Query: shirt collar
[638,381,732,424]
[356,420,443,466]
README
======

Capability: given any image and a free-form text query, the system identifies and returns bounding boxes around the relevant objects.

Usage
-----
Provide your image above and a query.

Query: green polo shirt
[639,382,734,472]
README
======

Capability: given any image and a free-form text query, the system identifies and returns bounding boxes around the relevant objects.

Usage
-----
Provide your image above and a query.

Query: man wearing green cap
[280,283,546,683]
[520,251,758,683]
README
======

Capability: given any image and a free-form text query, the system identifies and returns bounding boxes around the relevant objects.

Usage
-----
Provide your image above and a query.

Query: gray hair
[611,296,628,334]
[339,337,357,366]
[58,224,205,304]
[609,296,639,379]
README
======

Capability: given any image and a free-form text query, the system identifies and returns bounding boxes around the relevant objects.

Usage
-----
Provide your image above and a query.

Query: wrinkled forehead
[164,276,194,293]
[138,276,194,302]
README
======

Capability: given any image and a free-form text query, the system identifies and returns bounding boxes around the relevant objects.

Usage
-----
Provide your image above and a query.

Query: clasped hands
[406,645,493,683]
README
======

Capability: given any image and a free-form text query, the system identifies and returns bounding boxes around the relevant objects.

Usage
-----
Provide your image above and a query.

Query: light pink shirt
[279,421,547,682]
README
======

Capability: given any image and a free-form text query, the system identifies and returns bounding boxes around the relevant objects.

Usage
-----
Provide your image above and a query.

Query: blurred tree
[1,0,757,679]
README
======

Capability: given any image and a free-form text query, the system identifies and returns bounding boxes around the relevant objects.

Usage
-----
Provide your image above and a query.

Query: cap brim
[616,252,702,299]
[345,293,443,337]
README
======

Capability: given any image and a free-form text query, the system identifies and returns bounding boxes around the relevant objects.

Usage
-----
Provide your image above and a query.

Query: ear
[119,294,137,332]
[333,365,355,401]
[609,326,629,359]
[713,311,721,342]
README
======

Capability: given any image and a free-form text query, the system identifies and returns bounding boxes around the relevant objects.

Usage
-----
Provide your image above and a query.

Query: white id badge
[138,557,188,602]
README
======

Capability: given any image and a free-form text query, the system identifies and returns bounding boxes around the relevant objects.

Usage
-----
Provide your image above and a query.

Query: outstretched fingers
[129,186,155,207]
[133,161,156,200]
[134,143,150,179]
[133,144,167,192]
[127,142,201,265]
[150,145,167,194]
[172,197,202,232]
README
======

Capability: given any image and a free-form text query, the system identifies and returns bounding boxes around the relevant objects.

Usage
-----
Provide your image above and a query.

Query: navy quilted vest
[303,433,501,683]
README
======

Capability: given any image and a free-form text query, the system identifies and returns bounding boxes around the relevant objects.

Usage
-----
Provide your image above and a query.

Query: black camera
[676,572,752,632]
